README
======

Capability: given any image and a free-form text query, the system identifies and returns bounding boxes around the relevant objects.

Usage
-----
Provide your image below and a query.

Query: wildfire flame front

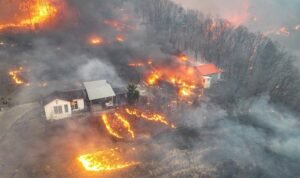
[78,148,139,172]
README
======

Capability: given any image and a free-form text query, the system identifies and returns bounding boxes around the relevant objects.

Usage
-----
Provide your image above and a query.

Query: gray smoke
[171,0,300,55]
[152,96,300,177]
[76,59,124,86]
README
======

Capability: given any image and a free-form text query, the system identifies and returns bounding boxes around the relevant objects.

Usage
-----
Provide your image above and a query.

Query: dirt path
[0,103,40,141]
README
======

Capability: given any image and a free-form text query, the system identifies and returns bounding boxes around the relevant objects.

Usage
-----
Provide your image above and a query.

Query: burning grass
[125,107,176,128]
[101,107,175,139]
[88,35,104,45]
[77,148,139,172]
[101,113,135,139]
[9,67,29,86]
[102,114,123,139]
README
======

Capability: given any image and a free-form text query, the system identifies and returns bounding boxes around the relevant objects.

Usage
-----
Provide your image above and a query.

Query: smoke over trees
[133,0,300,111]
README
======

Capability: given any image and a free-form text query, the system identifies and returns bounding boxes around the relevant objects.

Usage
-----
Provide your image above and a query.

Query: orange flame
[101,113,135,139]
[89,35,104,45]
[0,0,58,31]
[114,113,135,139]
[145,65,203,99]
[78,148,139,172]
[179,87,192,97]
[146,71,162,86]
[9,67,28,85]
[125,108,176,128]
[101,114,123,139]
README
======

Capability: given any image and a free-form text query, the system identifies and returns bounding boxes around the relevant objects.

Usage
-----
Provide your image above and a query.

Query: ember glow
[125,108,176,128]
[78,148,139,172]
[0,0,58,31]
[176,54,189,62]
[104,20,125,31]
[128,60,153,67]
[278,27,290,36]
[128,62,144,67]
[264,26,292,37]
[89,36,104,45]
[116,35,125,42]
[9,67,28,85]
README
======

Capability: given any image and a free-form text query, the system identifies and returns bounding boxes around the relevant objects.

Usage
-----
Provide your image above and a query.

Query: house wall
[71,99,85,111]
[203,76,212,89]
[207,73,221,82]
[44,99,72,121]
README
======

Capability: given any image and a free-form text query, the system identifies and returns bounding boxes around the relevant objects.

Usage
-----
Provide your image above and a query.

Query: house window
[64,104,69,113]
[71,100,78,110]
[54,106,63,114]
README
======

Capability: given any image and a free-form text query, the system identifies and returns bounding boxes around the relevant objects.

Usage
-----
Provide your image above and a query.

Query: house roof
[83,80,116,100]
[42,90,85,105]
[196,63,222,76]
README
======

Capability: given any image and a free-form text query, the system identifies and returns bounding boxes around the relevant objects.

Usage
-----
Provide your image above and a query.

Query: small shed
[83,80,116,112]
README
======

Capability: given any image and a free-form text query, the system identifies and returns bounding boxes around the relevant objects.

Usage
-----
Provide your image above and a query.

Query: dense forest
[133,0,300,111]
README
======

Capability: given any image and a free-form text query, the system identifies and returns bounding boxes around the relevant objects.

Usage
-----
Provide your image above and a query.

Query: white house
[42,90,85,121]
[202,76,212,89]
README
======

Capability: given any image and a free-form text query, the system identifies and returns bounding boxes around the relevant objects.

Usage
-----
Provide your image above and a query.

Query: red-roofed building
[195,63,222,89]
